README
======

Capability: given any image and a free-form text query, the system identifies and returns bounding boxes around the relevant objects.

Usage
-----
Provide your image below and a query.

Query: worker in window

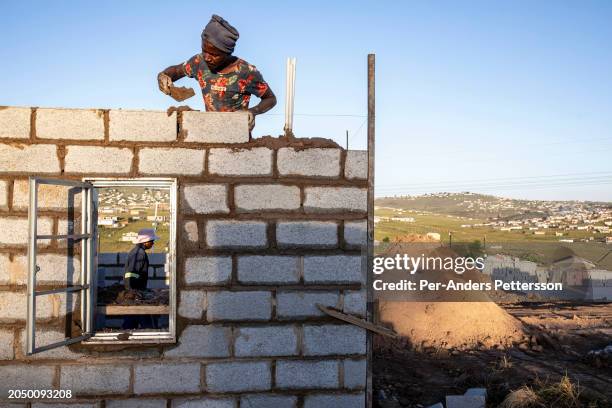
[122,229,158,330]
[157,14,276,132]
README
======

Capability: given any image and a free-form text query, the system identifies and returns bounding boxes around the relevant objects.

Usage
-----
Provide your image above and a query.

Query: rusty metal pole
[366,53,375,408]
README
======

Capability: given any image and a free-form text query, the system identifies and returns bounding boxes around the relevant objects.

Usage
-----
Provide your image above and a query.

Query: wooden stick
[316,304,398,338]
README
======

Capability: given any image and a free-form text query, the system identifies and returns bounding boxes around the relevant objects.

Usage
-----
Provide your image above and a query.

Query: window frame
[83,177,178,345]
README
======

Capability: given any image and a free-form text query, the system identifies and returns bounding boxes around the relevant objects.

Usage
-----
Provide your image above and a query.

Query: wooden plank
[316,304,398,338]
[98,305,169,315]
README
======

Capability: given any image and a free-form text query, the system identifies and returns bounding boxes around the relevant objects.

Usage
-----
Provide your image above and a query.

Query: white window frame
[26,177,178,353]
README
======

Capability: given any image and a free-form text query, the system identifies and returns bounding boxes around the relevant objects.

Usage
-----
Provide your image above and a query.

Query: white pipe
[284,57,296,135]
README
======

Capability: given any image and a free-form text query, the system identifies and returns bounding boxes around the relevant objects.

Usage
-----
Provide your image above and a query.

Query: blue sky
[1,1,611,201]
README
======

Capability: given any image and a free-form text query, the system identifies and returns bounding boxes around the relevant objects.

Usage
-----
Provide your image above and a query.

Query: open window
[26,177,178,354]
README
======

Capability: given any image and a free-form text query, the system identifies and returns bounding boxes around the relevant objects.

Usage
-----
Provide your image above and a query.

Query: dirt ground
[373,301,612,407]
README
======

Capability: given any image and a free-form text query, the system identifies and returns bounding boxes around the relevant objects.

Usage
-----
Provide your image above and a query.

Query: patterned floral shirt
[182,54,269,112]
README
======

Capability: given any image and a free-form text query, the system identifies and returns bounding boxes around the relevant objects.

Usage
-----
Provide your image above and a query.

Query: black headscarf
[202,14,239,54]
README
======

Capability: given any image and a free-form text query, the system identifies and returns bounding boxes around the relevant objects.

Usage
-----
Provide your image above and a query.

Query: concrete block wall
[0,106,368,406]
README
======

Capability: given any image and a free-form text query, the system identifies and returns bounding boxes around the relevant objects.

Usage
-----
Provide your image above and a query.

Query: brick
[0,291,54,321]
[106,399,167,408]
[304,187,367,213]
[172,398,236,408]
[139,148,204,175]
[208,147,272,176]
[110,110,176,142]
[0,106,30,139]
[0,329,14,359]
[182,184,228,214]
[183,221,199,243]
[343,359,366,389]
[446,395,486,408]
[237,256,299,284]
[234,185,300,212]
[277,291,340,319]
[21,328,85,360]
[235,326,298,357]
[0,144,60,173]
[184,256,232,285]
[207,291,271,321]
[182,111,249,143]
[178,290,206,319]
[0,180,7,210]
[164,325,230,358]
[37,108,104,140]
[65,146,133,174]
[240,395,297,408]
[304,394,365,408]
[35,254,80,284]
[98,253,118,264]
[13,179,82,210]
[343,290,367,317]
[206,361,271,392]
[0,253,13,284]
[344,220,367,247]
[277,148,340,177]
[206,220,267,248]
[275,360,339,389]
[304,255,364,284]
[60,365,130,395]
[0,365,55,396]
[345,150,367,180]
[32,404,100,408]
[276,221,337,248]
[0,217,52,246]
[304,325,366,356]
[134,363,201,394]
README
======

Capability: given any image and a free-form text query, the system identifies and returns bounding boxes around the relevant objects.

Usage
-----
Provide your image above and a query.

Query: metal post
[26,178,38,355]
[284,57,296,137]
[366,53,375,408]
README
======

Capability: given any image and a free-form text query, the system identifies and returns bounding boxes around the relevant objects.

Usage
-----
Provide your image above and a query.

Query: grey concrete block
[0,329,14,359]
[60,365,130,394]
[303,255,364,284]
[304,394,365,408]
[0,106,30,139]
[446,395,486,408]
[164,325,230,358]
[235,326,298,357]
[206,220,268,248]
[13,179,82,210]
[184,256,232,285]
[139,148,205,175]
[0,291,53,321]
[237,256,300,284]
[109,110,177,142]
[0,217,52,246]
[32,403,100,408]
[235,184,300,212]
[276,221,337,248]
[134,363,201,394]
[172,398,236,408]
[343,290,367,317]
[275,360,339,389]
[344,220,367,247]
[426,404,444,408]
[34,254,80,285]
[206,361,271,392]
[465,388,487,398]
[303,324,366,356]
[65,146,133,174]
[0,144,59,173]
[182,184,228,214]
[276,291,340,319]
[304,187,367,213]
[208,147,273,176]
[277,148,341,177]
[21,328,86,360]
[207,291,272,321]
[343,359,366,389]
[0,180,8,210]
[0,365,55,395]
[106,399,167,408]
[240,395,297,408]
[37,108,104,140]
[98,253,118,265]
[345,150,368,180]
[178,290,207,319]
[182,111,249,143]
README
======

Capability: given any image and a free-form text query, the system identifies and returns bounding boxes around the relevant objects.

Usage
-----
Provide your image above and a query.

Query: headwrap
[202,14,239,54]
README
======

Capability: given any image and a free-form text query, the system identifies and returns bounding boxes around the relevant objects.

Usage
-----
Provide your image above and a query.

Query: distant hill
[375,192,609,220]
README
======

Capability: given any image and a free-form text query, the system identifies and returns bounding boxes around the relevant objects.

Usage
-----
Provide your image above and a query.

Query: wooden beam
[98,305,169,315]
[317,304,397,338]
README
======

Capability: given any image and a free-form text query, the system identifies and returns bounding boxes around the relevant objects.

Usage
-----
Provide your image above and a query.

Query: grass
[499,375,591,408]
